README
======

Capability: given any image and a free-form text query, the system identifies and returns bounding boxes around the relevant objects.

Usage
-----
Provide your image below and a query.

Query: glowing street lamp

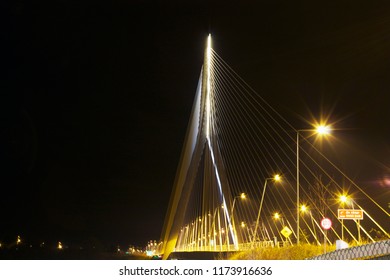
[231,193,246,215]
[230,193,246,217]
[232,193,246,212]
[273,212,286,227]
[231,192,247,246]
[339,195,348,204]
[297,123,331,244]
[316,125,331,135]
[252,174,282,245]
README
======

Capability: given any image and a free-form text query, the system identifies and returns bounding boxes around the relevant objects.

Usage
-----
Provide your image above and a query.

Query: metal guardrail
[174,240,290,253]
[308,240,390,260]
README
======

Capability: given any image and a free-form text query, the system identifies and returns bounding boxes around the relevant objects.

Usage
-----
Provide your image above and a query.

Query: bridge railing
[174,240,291,252]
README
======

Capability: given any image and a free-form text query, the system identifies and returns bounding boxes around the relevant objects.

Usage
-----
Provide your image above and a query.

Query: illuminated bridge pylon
[159,35,390,259]
[160,35,239,258]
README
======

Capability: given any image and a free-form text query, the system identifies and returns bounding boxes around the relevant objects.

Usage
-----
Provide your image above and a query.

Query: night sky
[2,1,390,248]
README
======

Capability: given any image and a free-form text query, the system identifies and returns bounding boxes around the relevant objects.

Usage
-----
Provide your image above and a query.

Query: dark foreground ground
[0,247,150,260]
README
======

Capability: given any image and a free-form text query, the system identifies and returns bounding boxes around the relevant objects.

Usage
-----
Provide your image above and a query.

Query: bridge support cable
[211,47,388,242]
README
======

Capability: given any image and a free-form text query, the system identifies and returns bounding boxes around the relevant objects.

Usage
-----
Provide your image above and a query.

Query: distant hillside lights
[127,245,144,255]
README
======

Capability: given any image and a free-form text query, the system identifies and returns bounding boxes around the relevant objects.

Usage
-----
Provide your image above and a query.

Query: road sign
[280,226,292,238]
[338,209,364,220]
[320,218,332,230]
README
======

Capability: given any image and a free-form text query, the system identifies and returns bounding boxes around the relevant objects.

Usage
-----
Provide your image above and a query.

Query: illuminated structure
[159,35,390,259]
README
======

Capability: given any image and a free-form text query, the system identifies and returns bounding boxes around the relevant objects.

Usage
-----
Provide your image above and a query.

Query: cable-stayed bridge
[159,35,390,259]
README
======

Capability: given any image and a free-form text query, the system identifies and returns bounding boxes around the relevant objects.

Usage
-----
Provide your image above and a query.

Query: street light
[231,193,246,214]
[231,193,246,247]
[340,195,348,203]
[273,212,286,227]
[339,194,349,240]
[296,124,331,245]
[252,174,281,245]
[316,125,331,135]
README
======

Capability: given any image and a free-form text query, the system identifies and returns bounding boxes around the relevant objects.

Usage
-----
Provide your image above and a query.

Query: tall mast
[205,34,212,140]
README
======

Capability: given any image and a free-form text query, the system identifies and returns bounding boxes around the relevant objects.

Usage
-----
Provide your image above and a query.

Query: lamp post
[231,193,246,217]
[296,124,330,245]
[231,193,246,248]
[339,194,348,241]
[273,212,281,246]
[252,175,281,246]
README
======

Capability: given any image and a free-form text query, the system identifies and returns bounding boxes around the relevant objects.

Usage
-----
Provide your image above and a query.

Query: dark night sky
[2,1,390,247]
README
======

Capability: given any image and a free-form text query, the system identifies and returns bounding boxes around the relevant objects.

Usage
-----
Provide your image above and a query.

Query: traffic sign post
[320,218,332,230]
[337,209,363,241]
[320,218,332,254]
[338,209,364,220]
[280,226,292,238]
